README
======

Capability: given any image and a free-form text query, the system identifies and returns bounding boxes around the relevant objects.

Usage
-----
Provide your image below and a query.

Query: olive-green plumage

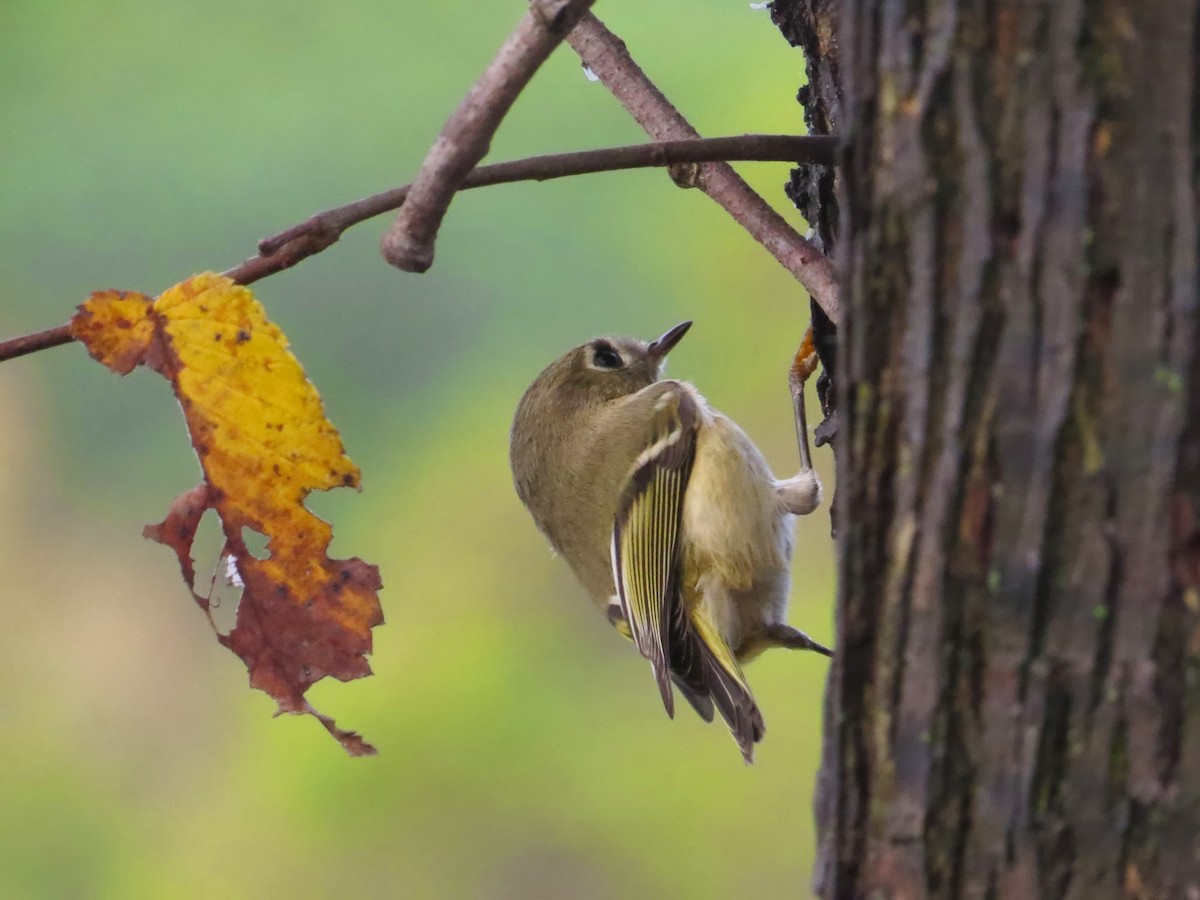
[509,322,828,762]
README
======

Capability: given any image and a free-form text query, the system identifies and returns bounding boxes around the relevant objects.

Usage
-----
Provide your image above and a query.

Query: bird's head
[527,321,693,409]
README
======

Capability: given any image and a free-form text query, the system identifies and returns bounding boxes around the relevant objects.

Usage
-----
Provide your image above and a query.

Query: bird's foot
[776,469,823,516]
[765,623,832,657]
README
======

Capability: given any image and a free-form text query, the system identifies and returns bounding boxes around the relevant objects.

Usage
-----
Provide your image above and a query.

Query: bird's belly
[680,416,795,651]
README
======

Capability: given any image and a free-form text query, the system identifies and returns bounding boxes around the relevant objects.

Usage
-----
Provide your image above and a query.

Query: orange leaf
[69,289,155,375]
[72,273,383,755]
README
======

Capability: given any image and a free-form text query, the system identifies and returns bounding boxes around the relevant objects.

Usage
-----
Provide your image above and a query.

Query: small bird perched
[509,322,829,761]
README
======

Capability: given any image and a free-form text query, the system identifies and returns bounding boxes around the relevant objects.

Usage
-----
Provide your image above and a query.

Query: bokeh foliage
[0,1,833,896]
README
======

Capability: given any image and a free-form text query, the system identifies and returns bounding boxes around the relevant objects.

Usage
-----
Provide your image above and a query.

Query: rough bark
[774,0,844,433]
[774,1,1200,897]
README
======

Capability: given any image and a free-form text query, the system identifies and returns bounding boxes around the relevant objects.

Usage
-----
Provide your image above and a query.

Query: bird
[509,321,830,761]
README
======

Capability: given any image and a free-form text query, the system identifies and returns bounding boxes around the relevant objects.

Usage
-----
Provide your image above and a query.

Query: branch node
[530,0,582,32]
[259,216,332,256]
[668,162,703,189]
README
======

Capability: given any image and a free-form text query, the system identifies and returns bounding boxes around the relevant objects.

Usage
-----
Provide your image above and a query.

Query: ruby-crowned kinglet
[509,322,829,762]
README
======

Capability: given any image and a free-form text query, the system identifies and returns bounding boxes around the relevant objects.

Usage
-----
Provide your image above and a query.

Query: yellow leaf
[72,272,383,755]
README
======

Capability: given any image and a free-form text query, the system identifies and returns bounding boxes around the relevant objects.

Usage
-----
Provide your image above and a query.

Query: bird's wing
[610,384,765,761]
[610,386,700,718]
[606,589,714,722]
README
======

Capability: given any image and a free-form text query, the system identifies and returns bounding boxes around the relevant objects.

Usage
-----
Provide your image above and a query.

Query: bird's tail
[676,611,765,763]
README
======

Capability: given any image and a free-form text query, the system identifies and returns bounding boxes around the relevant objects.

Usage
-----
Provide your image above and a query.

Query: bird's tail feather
[678,611,765,763]
[672,674,715,722]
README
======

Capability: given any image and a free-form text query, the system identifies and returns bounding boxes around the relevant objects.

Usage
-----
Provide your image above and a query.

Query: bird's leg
[764,623,832,657]
[776,325,823,516]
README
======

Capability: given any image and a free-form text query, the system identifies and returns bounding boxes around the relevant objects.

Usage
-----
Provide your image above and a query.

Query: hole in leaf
[190,510,243,636]
[241,526,269,560]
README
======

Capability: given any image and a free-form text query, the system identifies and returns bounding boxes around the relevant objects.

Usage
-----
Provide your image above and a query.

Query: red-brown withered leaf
[71,272,383,756]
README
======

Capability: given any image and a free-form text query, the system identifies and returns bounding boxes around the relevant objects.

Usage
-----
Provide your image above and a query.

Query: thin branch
[0,135,836,365]
[565,13,841,325]
[379,0,598,273]
[253,134,834,257]
[0,325,74,363]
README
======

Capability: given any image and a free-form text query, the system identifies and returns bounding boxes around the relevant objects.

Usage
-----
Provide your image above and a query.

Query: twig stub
[379,0,598,274]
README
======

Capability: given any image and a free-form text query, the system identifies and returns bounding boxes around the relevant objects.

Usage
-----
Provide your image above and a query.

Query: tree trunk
[774,1,1200,896]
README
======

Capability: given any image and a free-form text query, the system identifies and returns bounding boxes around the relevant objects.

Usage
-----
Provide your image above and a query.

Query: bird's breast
[684,415,792,576]
[679,412,795,649]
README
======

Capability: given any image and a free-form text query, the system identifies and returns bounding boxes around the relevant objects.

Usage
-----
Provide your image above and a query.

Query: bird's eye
[592,344,623,369]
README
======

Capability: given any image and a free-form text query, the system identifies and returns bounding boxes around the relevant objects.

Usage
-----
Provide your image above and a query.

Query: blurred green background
[0,2,834,897]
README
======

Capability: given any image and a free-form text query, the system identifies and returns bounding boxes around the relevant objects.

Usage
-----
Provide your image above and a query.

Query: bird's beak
[648,321,692,359]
